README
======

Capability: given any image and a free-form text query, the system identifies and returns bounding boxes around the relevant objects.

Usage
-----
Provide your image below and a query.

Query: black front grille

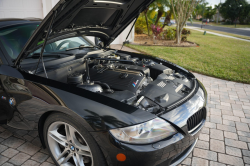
[187,107,206,131]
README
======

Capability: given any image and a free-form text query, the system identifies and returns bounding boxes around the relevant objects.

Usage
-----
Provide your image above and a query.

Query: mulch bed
[133,34,198,47]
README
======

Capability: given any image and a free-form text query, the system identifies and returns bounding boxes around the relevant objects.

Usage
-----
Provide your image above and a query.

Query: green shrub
[135,27,144,34]
[163,28,191,41]
[182,28,191,35]
[163,28,176,40]
[181,36,187,41]
[135,15,153,34]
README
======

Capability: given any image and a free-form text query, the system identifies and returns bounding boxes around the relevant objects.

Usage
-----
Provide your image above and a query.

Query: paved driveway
[181,73,250,166]
[187,23,250,37]
[0,46,250,166]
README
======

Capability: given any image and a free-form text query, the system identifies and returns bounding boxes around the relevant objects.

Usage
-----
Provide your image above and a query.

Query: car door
[0,61,34,129]
[0,52,11,123]
[0,22,59,130]
[0,62,64,130]
[0,75,8,123]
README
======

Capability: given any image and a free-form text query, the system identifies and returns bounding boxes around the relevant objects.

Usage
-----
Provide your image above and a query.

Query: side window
[0,24,38,60]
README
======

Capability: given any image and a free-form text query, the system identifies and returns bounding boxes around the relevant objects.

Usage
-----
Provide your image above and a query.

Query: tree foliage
[171,0,199,44]
[135,14,153,34]
[247,5,250,23]
[147,0,170,25]
[204,6,216,19]
[194,0,208,18]
[220,0,249,24]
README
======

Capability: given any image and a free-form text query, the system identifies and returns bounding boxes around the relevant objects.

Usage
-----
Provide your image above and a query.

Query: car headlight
[109,117,177,144]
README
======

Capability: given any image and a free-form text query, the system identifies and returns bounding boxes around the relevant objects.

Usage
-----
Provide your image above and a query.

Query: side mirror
[94,37,104,48]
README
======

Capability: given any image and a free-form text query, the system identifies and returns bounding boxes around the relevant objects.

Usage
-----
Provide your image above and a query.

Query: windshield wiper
[27,53,61,59]
[66,45,96,51]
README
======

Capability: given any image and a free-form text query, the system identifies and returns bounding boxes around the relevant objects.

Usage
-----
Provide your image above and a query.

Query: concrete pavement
[187,23,250,37]
[187,26,250,42]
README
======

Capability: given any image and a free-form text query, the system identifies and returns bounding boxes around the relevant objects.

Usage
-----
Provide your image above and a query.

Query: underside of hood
[15,0,154,65]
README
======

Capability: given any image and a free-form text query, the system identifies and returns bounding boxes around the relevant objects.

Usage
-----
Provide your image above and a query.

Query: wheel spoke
[78,150,91,157]
[48,122,93,166]
[68,129,91,153]
[65,124,75,142]
[75,141,90,152]
[49,129,67,147]
[59,152,72,165]
[73,154,85,166]
[57,149,68,162]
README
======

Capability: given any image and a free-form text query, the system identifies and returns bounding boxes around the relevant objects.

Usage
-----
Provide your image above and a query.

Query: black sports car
[0,0,207,166]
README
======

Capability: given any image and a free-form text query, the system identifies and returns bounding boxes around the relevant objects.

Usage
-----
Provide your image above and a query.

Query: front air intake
[187,107,206,132]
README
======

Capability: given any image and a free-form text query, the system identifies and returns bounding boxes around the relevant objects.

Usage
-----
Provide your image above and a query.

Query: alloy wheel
[47,121,93,166]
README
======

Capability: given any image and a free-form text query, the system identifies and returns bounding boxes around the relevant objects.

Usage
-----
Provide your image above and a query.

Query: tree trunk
[176,24,181,44]
[171,0,199,45]
[216,12,219,24]
[144,10,150,36]
[162,16,167,29]
[155,10,163,25]
[162,14,171,29]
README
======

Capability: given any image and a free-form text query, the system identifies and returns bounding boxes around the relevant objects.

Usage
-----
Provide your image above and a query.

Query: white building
[0,0,134,44]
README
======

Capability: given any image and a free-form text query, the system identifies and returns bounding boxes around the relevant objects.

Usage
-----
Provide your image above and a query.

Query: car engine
[67,51,195,114]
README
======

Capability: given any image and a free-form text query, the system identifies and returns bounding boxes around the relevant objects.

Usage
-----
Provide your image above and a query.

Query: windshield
[32,36,92,55]
[0,23,38,60]
[0,24,93,61]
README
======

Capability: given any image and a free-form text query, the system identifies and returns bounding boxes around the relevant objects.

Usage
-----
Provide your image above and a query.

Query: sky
[206,0,225,7]
[207,0,250,7]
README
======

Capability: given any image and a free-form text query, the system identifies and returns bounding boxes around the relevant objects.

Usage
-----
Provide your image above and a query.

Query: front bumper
[90,80,207,166]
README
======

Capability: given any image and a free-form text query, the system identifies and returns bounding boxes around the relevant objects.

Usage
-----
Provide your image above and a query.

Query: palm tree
[144,8,150,35]
[214,3,221,24]
[162,5,174,29]
[149,0,170,25]
[204,6,216,19]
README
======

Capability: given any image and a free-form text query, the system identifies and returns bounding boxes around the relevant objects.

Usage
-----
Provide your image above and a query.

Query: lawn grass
[127,30,250,84]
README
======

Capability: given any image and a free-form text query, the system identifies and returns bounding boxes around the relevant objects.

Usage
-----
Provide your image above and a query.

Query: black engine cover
[88,69,146,93]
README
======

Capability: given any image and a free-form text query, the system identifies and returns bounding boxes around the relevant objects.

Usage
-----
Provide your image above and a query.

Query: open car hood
[15,0,154,65]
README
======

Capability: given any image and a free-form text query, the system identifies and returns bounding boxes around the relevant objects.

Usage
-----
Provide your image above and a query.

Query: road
[187,23,250,37]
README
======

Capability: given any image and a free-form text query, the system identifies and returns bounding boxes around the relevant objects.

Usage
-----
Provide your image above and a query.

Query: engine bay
[64,50,195,114]
[22,49,195,114]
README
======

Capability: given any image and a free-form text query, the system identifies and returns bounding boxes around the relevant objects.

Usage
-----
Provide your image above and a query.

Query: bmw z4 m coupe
[0,0,207,166]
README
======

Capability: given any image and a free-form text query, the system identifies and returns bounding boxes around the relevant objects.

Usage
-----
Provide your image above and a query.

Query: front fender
[1,65,156,132]
[48,86,156,131]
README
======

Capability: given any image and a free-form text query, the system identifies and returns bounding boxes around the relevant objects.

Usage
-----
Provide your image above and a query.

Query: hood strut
[120,17,139,51]
[34,10,58,78]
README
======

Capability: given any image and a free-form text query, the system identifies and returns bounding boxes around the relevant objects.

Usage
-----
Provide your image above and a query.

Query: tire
[43,113,107,166]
